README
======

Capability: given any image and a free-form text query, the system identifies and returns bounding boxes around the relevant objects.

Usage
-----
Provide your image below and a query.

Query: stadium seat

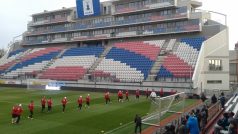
[40,46,104,81]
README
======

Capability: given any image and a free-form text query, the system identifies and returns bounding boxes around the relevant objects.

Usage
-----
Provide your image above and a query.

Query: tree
[0,48,6,58]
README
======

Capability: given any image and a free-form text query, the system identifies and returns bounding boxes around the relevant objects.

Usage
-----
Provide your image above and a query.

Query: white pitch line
[104,121,134,134]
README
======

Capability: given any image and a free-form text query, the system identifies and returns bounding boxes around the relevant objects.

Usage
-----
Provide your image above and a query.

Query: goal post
[142,92,186,128]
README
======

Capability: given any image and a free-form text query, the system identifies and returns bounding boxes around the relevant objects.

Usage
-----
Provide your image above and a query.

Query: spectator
[228,112,235,124]
[211,94,218,104]
[163,123,175,134]
[201,108,207,131]
[134,114,142,134]
[214,112,230,134]
[227,119,237,134]
[195,109,201,130]
[200,92,207,102]
[186,111,200,134]
[219,92,226,108]
[178,119,189,134]
[203,105,208,124]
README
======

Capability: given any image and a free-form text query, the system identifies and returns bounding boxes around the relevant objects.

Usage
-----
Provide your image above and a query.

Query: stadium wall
[193,28,229,93]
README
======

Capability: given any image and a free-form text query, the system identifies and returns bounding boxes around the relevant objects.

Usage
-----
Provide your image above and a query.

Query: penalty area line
[104,121,134,134]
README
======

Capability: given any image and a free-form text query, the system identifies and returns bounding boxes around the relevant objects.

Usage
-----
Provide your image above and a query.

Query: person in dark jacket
[163,124,175,134]
[211,94,218,104]
[228,119,237,134]
[195,109,201,130]
[214,112,230,134]
[200,93,207,102]
[201,108,207,131]
[178,119,189,134]
[219,92,226,108]
[134,114,142,134]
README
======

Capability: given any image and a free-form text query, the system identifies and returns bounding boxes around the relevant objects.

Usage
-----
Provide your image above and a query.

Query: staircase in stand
[88,45,113,73]
[146,55,165,81]
[36,48,68,78]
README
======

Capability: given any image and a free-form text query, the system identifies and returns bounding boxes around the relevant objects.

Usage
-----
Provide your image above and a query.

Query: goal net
[27,79,48,90]
[142,92,186,127]
[27,79,65,90]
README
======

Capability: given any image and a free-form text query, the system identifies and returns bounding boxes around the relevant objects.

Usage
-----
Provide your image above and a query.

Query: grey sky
[0,0,236,50]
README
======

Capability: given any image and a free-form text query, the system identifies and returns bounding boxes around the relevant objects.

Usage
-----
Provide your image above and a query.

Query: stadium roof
[31,7,75,17]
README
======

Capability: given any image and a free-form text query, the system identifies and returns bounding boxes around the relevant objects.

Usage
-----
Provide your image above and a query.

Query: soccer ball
[120,123,122,125]
[101,130,104,133]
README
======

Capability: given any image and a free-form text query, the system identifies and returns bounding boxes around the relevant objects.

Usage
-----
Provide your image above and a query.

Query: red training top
[28,103,34,111]
[136,90,140,96]
[86,96,90,103]
[125,91,129,97]
[105,93,109,100]
[12,106,18,115]
[61,98,67,105]
[78,98,83,104]
[41,98,46,105]
[16,106,23,116]
[47,99,52,106]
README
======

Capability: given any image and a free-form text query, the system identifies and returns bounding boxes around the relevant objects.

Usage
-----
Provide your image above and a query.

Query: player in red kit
[61,97,67,113]
[118,90,123,102]
[86,94,90,108]
[105,91,110,104]
[11,105,18,124]
[78,96,83,110]
[41,96,46,112]
[47,97,53,112]
[136,89,140,100]
[16,104,23,124]
[28,100,34,119]
[125,90,129,101]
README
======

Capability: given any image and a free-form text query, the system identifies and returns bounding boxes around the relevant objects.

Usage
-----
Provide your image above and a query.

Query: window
[104,7,107,14]
[207,80,222,84]
[209,59,222,71]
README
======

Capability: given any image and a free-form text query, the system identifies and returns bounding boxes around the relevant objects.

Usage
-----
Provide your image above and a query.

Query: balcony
[25,10,188,36]
[23,21,201,46]
[28,16,71,27]
[114,1,175,15]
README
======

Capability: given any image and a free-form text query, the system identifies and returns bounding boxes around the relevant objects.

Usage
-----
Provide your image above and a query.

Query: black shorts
[136,95,139,98]
[78,104,82,107]
[12,114,17,118]
[42,105,45,108]
[119,96,123,99]
[86,102,90,106]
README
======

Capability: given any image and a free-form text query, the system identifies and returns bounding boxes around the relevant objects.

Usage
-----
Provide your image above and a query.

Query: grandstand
[0,0,229,94]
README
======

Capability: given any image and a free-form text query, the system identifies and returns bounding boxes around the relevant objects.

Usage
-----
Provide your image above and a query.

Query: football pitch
[0,87,196,134]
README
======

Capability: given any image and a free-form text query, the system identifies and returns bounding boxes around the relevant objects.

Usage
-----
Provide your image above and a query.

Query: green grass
[0,87,197,134]
[0,87,150,134]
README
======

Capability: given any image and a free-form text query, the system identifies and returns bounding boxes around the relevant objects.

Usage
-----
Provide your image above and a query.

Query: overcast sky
[0,0,236,50]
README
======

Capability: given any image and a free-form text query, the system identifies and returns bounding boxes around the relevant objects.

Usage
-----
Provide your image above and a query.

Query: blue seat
[106,47,154,79]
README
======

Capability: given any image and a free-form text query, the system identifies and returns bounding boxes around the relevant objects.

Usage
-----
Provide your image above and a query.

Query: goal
[142,92,186,127]
[27,79,65,90]
[27,79,48,90]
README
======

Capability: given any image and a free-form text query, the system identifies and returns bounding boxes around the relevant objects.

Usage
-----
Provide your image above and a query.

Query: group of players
[11,88,176,124]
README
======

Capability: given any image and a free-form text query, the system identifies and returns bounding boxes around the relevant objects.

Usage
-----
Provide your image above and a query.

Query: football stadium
[0,0,237,134]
